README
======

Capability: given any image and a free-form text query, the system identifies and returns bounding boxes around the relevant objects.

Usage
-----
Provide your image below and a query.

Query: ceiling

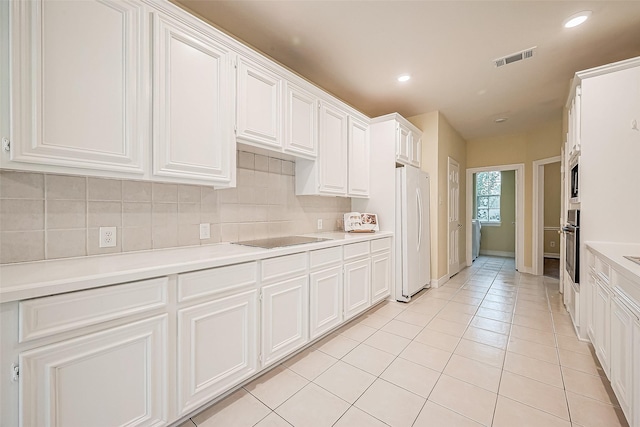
[173,0,640,140]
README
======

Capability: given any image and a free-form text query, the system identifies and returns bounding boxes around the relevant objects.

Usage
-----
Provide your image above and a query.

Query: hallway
[181,256,627,427]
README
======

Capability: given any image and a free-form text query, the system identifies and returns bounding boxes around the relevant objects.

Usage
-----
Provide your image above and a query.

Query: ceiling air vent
[494,46,537,68]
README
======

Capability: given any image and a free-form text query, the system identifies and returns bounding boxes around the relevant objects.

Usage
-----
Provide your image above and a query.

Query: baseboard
[479,250,515,258]
[544,253,560,259]
[430,273,450,288]
[518,266,534,274]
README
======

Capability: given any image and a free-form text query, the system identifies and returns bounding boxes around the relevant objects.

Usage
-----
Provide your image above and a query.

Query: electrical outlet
[199,223,211,240]
[317,219,323,230]
[550,241,556,248]
[99,227,117,248]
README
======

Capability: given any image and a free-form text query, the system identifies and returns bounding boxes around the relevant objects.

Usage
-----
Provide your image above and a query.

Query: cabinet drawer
[370,237,391,254]
[261,252,307,283]
[343,241,370,260]
[613,271,640,316]
[595,257,611,283]
[19,277,168,343]
[310,246,342,270]
[178,262,257,303]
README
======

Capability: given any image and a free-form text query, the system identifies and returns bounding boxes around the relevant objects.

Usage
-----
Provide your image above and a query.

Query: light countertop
[585,241,640,284]
[0,231,392,303]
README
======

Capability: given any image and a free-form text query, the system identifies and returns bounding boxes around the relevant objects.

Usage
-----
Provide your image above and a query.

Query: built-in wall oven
[563,209,580,284]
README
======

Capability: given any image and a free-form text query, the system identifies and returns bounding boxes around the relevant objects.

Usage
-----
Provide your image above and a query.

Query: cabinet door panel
[20,315,167,427]
[396,124,411,164]
[371,252,391,305]
[594,281,611,377]
[348,116,370,197]
[410,135,422,167]
[610,297,634,420]
[177,291,258,415]
[285,83,317,157]
[262,276,309,366]
[344,258,371,320]
[10,0,145,174]
[633,319,640,427]
[153,14,234,184]
[237,59,282,148]
[318,102,348,195]
[310,266,343,339]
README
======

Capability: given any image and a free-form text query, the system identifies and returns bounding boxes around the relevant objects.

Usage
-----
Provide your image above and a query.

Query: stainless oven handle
[561,226,575,234]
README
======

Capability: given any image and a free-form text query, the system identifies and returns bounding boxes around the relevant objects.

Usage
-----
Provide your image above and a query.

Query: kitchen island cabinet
[0,232,392,427]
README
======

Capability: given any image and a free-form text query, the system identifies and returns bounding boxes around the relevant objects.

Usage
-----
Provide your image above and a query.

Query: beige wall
[466,119,563,270]
[409,111,467,282]
[479,170,516,255]
[543,161,561,255]
[0,151,350,264]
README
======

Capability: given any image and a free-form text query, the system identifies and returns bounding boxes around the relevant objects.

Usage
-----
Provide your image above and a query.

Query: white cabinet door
[347,116,370,198]
[371,252,391,305]
[594,279,611,377]
[20,315,168,427]
[610,296,635,421]
[285,83,317,158]
[586,272,597,342]
[237,58,283,148]
[344,258,371,321]
[153,13,235,186]
[410,134,422,167]
[396,123,411,164]
[177,290,258,415]
[9,0,145,175]
[310,266,343,340]
[318,101,348,195]
[261,276,309,366]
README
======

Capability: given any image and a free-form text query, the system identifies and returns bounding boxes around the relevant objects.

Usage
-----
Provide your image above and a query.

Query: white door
[309,266,343,339]
[371,252,391,304]
[594,280,611,377]
[10,0,145,175]
[237,57,283,148]
[177,291,258,415]
[347,116,370,197]
[448,157,461,276]
[20,316,168,427]
[410,135,422,167]
[396,124,411,164]
[284,82,317,158]
[261,276,309,366]
[153,13,235,185]
[318,101,348,195]
[610,297,634,420]
[344,258,371,320]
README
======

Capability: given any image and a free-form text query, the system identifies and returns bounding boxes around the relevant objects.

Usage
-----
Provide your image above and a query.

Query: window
[476,171,501,223]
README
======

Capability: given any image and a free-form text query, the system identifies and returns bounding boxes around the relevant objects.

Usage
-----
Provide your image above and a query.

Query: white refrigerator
[395,166,431,302]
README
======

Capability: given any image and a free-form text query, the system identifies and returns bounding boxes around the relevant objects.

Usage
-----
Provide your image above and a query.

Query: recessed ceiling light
[494,117,508,123]
[397,74,411,82]
[564,11,591,28]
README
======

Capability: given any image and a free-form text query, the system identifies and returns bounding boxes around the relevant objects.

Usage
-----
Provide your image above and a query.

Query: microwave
[570,160,579,203]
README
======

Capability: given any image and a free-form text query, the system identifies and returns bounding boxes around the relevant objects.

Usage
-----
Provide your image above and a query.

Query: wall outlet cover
[99,227,117,248]
[199,223,211,240]
[317,219,323,230]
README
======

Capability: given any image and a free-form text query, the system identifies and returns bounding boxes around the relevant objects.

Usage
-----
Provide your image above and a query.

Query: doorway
[465,164,525,272]
[532,156,562,277]
[448,157,461,277]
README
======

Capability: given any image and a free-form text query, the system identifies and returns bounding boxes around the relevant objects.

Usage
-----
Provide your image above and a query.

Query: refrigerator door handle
[416,188,423,252]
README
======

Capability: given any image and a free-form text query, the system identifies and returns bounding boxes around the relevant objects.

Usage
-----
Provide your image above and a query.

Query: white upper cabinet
[152,12,235,186]
[318,101,349,195]
[236,57,283,149]
[395,119,422,168]
[410,134,422,167]
[284,82,318,158]
[348,116,370,197]
[7,0,146,176]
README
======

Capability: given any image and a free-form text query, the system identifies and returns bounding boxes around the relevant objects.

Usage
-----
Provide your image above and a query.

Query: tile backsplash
[0,151,351,264]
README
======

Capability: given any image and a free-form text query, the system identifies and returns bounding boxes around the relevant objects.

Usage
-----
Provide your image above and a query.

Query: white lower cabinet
[344,258,371,321]
[20,315,168,427]
[177,290,258,415]
[594,278,611,377]
[634,318,640,427]
[586,271,597,342]
[261,276,309,366]
[371,251,391,304]
[611,295,635,421]
[309,266,343,340]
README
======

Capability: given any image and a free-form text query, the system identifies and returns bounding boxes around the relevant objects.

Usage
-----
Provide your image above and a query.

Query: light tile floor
[179,256,629,427]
